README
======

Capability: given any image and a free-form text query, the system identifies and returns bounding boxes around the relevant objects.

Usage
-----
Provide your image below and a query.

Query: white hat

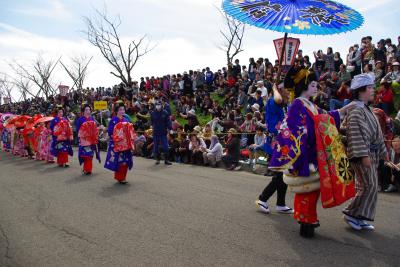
[350,74,374,90]
[251,103,260,111]
[257,80,264,85]
[188,109,196,116]
[393,62,400,66]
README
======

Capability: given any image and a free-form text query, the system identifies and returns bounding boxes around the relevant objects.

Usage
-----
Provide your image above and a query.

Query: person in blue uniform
[151,101,172,165]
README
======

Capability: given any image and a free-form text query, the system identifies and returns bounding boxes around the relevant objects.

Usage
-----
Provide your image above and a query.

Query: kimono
[50,117,73,166]
[269,98,340,224]
[13,128,27,157]
[2,128,11,152]
[104,116,134,182]
[39,127,54,162]
[22,127,35,158]
[343,102,387,221]
[76,116,100,174]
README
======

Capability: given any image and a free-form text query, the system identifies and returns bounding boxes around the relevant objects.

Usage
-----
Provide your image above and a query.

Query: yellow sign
[94,101,108,111]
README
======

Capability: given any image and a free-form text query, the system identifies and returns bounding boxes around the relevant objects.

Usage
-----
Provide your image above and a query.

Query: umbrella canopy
[14,115,32,128]
[34,116,54,125]
[4,116,20,129]
[222,0,363,35]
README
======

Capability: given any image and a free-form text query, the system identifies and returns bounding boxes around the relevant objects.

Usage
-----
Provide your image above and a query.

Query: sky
[0,0,399,99]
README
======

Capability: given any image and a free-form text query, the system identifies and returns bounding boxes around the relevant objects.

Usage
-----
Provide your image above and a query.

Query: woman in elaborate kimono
[50,106,73,167]
[76,104,100,175]
[34,123,45,160]
[104,102,135,184]
[343,74,388,231]
[13,127,26,157]
[269,68,355,238]
[40,122,55,163]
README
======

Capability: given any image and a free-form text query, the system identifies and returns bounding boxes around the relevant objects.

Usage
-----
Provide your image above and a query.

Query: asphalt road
[0,150,399,267]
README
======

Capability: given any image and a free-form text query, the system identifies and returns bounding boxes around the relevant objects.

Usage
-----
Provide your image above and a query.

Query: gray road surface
[0,150,399,266]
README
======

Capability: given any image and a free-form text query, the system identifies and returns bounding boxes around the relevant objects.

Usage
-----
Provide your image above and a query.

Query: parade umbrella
[26,114,44,129]
[222,0,364,78]
[34,116,54,125]
[3,116,19,129]
[14,115,32,128]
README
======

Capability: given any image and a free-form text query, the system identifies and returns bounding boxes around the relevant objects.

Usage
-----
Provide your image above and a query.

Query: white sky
[0,0,399,99]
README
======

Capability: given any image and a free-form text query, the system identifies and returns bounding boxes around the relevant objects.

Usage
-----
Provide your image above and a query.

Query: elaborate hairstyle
[285,67,317,98]
[55,105,65,116]
[113,100,125,113]
[284,67,317,97]
[81,103,92,113]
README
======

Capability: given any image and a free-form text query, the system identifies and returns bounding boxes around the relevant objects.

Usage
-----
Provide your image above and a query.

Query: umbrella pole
[276,32,288,83]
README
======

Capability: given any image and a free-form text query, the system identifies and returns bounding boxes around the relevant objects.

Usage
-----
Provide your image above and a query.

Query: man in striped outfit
[343,74,389,231]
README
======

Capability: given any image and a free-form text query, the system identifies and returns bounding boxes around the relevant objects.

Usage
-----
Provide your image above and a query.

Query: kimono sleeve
[269,99,310,176]
[107,119,116,138]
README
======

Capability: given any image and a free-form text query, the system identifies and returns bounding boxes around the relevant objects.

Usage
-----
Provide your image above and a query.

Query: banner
[94,101,108,111]
[273,37,301,67]
[58,85,69,96]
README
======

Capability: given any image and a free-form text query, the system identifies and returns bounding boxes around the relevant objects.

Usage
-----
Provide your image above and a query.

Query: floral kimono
[104,116,134,182]
[76,116,100,174]
[50,117,73,166]
[269,98,340,224]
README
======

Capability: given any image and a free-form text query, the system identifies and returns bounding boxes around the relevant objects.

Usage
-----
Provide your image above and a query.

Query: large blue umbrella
[222,0,364,35]
[222,0,364,79]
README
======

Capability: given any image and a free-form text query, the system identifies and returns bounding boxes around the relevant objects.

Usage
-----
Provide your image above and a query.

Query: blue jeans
[329,99,351,111]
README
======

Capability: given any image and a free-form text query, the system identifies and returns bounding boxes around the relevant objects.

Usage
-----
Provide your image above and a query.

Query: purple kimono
[50,117,73,157]
[104,116,133,172]
[75,116,100,166]
[269,98,340,177]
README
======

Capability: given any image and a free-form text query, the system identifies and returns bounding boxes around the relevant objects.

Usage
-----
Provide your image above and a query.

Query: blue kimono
[50,117,73,157]
[104,116,133,172]
[75,116,100,166]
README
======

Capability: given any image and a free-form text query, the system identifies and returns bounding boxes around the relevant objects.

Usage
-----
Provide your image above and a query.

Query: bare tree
[219,11,245,65]
[13,77,34,102]
[83,8,155,86]
[0,73,15,103]
[60,55,93,91]
[9,55,61,99]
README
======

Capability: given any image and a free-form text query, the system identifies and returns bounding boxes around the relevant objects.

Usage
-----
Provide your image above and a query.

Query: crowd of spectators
[1,35,400,189]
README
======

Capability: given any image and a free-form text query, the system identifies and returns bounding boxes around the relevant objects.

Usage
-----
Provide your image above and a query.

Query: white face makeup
[57,110,63,117]
[305,81,318,98]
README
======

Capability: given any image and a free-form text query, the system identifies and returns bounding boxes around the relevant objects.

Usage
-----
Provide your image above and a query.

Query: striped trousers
[343,152,379,222]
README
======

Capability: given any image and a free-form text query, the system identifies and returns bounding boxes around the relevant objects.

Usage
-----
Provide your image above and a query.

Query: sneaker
[344,215,362,230]
[384,184,398,193]
[164,161,172,165]
[234,165,242,171]
[155,160,160,165]
[276,206,294,214]
[255,200,270,214]
[359,221,375,230]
